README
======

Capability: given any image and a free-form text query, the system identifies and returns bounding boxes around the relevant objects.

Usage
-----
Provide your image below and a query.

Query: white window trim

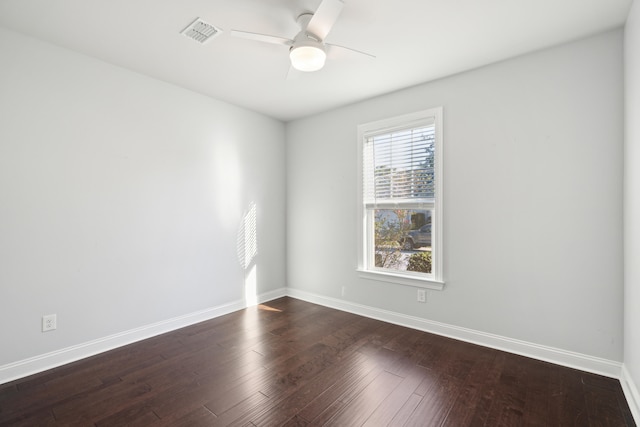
[356,107,444,290]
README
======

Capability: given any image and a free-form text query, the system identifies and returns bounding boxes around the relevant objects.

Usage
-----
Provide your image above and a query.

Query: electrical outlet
[42,314,57,332]
[417,289,426,303]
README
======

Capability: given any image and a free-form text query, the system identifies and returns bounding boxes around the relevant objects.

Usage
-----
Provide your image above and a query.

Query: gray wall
[624,0,640,409]
[0,18,631,395]
[0,27,286,367]
[286,30,624,361]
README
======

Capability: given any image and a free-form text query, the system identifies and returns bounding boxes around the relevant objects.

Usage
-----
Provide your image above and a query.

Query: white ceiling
[0,0,633,122]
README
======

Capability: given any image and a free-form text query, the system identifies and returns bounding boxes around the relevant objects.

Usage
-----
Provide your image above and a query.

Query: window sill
[357,269,445,290]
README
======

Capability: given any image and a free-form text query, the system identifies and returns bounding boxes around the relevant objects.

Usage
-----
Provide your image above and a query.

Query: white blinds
[363,124,436,207]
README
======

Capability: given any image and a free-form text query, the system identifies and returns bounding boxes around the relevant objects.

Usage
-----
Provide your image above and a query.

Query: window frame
[357,108,444,290]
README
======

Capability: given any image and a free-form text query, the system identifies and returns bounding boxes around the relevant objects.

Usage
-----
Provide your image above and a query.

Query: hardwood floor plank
[440,379,483,427]
[221,324,394,426]
[388,392,423,427]
[324,370,404,426]
[0,370,105,421]
[168,405,218,427]
[281,414,310,427]
[51,379,154,424]
[0,297,635,427]
[192,347,267,383]
[521,360,552,427]
[584,381,631,427]
[284,351,380,424]
[441,343,502,426]
[94,405,160,426]
[248,351,371,426]
[403,373,463,427]
[361,365,426,426]
[0,407,57,427]
[207,392,269,426]
[301,362,386,424]
[547,367,591,426]
[147,378,215,421]
[483,354,543,427]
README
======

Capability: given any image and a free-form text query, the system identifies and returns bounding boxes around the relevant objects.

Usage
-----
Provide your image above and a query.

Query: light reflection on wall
[245,264,257,306]
[241,202,257,269]
[237,202,258,306]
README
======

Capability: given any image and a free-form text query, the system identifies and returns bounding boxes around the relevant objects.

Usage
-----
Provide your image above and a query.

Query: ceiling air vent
[181,18,221,44]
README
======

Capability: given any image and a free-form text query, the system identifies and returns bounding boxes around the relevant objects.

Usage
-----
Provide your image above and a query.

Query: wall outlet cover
[42,314,57,332]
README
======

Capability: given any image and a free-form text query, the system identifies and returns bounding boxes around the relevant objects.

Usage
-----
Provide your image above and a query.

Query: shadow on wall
[237,202,258,306]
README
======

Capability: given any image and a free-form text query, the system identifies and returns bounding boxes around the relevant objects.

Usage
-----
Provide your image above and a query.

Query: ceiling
[0,0,633,122]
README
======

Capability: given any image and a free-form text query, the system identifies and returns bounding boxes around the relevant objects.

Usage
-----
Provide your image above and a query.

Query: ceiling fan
[230,0,374,73]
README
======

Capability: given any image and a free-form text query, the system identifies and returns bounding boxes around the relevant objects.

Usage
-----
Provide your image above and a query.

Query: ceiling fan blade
[230,30,293,46]
[306,0,344,40]
[326,43,376,59]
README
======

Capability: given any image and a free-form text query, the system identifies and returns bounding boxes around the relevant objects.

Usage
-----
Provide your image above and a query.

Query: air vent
[181,18,221,44]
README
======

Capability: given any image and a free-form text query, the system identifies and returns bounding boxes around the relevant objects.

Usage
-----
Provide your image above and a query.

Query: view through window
[359,108,443,285]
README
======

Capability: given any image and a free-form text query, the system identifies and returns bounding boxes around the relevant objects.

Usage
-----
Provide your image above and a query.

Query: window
[357,108,443,289]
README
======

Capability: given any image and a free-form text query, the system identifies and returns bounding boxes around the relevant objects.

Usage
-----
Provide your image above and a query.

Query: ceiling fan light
[290,45,327,72]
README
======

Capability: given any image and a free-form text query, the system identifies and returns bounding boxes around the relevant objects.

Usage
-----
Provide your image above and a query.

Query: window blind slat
[364,124,436,204]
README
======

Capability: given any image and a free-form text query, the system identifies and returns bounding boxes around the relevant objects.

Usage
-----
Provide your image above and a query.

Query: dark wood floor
[0,297,635,426]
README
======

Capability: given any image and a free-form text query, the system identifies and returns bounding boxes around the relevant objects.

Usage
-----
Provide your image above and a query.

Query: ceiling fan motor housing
[289,36,326,71]
[289,19,327,72]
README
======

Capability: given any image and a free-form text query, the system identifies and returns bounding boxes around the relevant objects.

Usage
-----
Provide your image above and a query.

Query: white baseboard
[621,364,640,423]
[0,285,627,399]
[0,287,287,385]
[286,288,623,379]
